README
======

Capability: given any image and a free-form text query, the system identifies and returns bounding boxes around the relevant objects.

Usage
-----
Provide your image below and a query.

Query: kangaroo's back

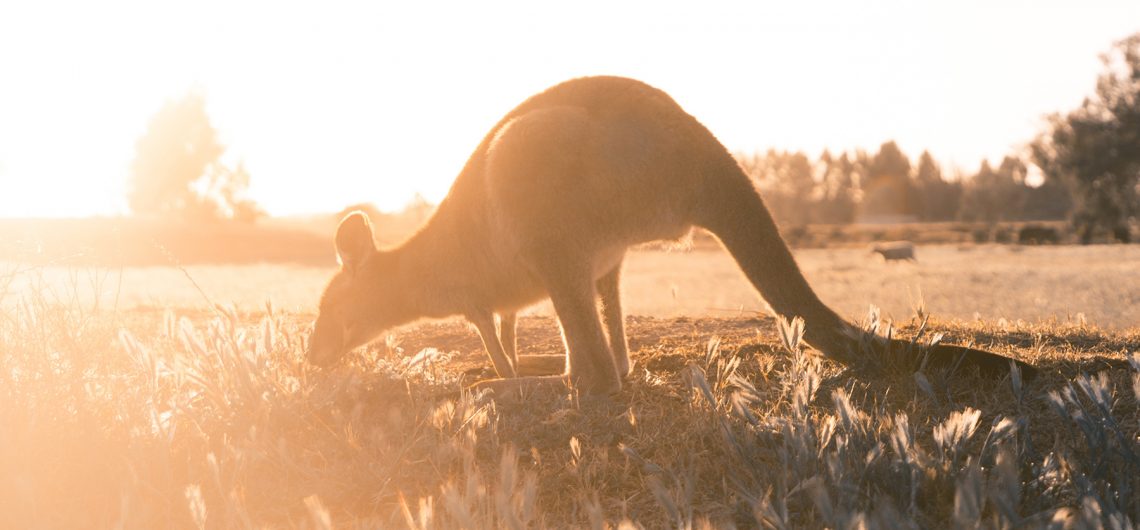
[426,77,737,250]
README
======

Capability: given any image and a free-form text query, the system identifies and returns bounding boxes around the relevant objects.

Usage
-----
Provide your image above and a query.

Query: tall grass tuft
[3,265,1140,527]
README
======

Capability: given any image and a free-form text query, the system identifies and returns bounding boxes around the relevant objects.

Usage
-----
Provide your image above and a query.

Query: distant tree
[913,151,961,222]
[861,141,917,220]
[736,150,818,226]
[1032,33,1140,242]
[816,151,857,224]
[735,151,768,185]
[196,161,264,221]
[129,93,260,221]
[959,157,1029,223]
[741,150,782,222]
[1021,171,1073,221]
[780,152,817,225]
[959,161,994,222]
[996,156,1031,219]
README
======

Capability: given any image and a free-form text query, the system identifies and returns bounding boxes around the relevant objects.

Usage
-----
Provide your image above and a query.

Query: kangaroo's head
[308,212,403,368]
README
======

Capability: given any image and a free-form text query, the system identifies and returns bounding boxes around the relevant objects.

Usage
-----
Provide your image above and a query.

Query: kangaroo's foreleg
[597,260,631,377]
[499,311,518,366]
[502,312,567,376]
[468,310,517,378]
[497,309,569,377]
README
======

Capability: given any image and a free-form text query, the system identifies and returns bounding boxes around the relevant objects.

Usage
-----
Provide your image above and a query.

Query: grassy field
[7,244,1138,329]
[2,243,1139,528]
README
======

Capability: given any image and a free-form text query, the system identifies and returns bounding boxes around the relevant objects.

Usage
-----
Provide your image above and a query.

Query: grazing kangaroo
[308,76,1034,395]
[871,242,917,262]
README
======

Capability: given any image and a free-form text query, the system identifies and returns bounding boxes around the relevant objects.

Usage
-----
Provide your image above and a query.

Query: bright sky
[0,0,1137,217]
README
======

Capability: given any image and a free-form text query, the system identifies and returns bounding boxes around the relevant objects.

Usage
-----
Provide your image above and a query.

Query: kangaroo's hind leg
[537,254,621,394]
[499,311,518,366]
[597,260,631,377]
[468,309,517,378]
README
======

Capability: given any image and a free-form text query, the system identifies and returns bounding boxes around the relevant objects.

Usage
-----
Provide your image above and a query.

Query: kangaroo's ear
[335,211,377,271]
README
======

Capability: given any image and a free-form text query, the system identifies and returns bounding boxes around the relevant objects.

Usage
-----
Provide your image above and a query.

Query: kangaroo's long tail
[693,162,1035,378]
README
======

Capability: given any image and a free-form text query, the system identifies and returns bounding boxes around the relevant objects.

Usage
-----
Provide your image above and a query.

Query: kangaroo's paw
[469,371,622,399]
[516,354,567,376]
[469,375,570,400]
[615,357,634,379]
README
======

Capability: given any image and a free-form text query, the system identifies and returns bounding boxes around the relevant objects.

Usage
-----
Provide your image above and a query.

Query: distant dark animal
[1018,225,1059,245]
[871,242,916,262]
[1112,225,1131,244]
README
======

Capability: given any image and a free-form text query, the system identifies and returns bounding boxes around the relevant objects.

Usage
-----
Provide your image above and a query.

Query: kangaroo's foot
[514,354,634,378]
[469,374,569,400]
[463,354,566,378]
[614,355,634,379]
[516,354,567,376]
[568,361,623,395]
[469,369,622,399]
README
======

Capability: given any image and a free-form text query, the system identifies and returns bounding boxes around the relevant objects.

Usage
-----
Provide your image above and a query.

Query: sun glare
[0,1,1137,218]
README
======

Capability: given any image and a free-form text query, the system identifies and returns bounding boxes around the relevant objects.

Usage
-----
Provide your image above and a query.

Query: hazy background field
[7,243,1137,329]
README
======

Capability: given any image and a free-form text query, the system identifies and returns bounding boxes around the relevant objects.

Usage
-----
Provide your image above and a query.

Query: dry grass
[2,266,1139,528]
[6,244,1140,328]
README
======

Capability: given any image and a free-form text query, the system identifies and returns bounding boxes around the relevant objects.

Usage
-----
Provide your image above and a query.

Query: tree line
[736,33,1138,242]
[736,142,1073,227]
[127,34,1138,242]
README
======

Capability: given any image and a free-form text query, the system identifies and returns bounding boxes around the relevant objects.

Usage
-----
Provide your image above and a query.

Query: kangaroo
[871,242,917,262]
[308,76,1035,395]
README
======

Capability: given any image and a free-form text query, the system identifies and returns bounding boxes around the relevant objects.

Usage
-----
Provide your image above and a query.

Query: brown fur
[308,76,1035,396]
